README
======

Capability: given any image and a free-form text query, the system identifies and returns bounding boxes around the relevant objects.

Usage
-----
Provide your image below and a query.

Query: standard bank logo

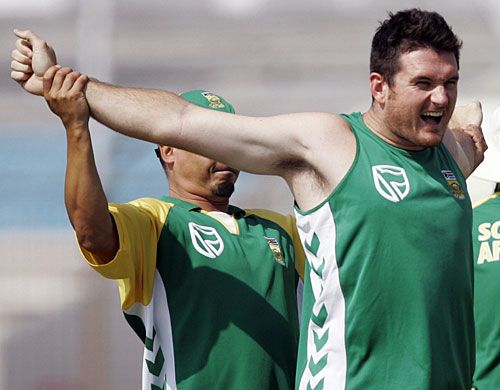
[372,165,410,202]
[188,222,224,258]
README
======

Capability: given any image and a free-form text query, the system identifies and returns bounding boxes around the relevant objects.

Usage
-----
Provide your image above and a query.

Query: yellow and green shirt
[80,196,305,390]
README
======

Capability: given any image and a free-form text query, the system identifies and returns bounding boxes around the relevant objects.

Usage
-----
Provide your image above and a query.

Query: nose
[430,85,449,107]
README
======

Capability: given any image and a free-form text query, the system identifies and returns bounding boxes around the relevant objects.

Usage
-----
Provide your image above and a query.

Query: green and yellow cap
[180,89,235,113]
[155,89,235,162]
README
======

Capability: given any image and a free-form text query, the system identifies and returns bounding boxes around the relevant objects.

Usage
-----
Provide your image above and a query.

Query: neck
[168,188,230,212]
[363,107,425,151]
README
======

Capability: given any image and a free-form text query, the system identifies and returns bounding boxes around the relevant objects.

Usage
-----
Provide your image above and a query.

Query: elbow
[76,228,103,253]
[68,208,117,255]
[75,224,119,264]
[74,222,111,254]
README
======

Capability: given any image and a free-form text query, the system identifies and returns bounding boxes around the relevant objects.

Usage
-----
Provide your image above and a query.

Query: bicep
[168,108,344,177]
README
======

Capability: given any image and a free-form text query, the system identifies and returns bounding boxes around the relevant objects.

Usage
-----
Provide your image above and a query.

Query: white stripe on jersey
[295,203,347,390]
[126,271,177,390]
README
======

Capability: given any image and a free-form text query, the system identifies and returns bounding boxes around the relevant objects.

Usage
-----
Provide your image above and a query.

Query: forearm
[443,127,485,178]
[65,124,118,261]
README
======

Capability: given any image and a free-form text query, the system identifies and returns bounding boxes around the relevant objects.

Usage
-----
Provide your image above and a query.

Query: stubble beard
[212,181,235,198]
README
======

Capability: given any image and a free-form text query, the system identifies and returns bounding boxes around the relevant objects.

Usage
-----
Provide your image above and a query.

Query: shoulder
[245,208,290,220]
[109,197,175,226]
[267,111,353,141]
[293,112,353,136]
[245,208,306,277]
[244,209,296,233]
[296,112,356,155]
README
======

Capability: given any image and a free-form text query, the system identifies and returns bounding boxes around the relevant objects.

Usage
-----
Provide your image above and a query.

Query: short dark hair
[370,9,463,84]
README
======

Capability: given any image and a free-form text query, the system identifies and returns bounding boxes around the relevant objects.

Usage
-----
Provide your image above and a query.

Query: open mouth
[420,111,444,125]
[213,166,238,175]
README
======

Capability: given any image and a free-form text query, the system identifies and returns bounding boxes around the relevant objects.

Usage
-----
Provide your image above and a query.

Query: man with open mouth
[11,7,487,390]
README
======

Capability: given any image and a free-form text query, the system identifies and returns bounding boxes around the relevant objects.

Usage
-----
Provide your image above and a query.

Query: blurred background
[0,0,499,388]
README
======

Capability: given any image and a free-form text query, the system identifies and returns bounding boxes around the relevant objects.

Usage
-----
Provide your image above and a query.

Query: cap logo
[201,91,226,109]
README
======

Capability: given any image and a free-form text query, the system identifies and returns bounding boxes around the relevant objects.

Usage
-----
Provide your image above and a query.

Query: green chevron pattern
[304,232,331,388]
[305,233,320,256]
[307,378,324,390]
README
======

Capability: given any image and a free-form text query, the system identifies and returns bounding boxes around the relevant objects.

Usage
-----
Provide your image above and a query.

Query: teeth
[422,112,443,117]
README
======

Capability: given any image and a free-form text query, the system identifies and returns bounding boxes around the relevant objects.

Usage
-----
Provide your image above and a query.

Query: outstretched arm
[445,101,488,178]
[11,29,315,176]
[11,29,356,210]
[43,66,118,263]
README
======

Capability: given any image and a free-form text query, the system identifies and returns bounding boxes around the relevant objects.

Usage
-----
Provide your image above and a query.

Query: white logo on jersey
[188,222,224,258]
[372,165,410,202]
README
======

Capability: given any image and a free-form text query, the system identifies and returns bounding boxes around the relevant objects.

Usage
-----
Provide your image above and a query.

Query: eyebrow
[411,74,460,83]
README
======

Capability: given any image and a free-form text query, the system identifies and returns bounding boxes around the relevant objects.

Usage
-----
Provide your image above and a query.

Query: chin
[212,181,235,198]
[419,134,444,147]
[416,124,446,146]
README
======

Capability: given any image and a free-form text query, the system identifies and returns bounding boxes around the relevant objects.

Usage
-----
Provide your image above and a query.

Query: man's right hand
[10,29,57,96]
[43,66,90,129]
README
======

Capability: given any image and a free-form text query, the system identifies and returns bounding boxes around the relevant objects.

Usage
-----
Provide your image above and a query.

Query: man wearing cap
[469,106,500,390]
[41,73,304,390]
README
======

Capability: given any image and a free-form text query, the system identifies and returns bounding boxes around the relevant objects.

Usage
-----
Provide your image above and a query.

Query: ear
[158,145,175,165]
[369,72,388,105]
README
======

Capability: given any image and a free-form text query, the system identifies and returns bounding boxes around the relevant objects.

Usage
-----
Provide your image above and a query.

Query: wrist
[64,121,91,139]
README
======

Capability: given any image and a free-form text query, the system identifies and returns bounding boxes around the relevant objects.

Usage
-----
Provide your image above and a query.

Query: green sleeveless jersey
[80,196,305,390]
[294,112,474,389]
[472,193,500,389]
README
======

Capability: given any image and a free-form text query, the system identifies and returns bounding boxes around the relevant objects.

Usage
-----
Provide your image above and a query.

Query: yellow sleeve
[79,197,172,310]
[245,209,306,279]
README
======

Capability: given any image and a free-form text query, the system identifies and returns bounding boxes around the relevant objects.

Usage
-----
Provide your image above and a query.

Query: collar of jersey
[159,195,245,217]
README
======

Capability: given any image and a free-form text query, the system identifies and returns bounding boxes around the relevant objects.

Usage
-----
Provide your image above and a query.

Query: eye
[445,80,458,89]
[416,80,432,90]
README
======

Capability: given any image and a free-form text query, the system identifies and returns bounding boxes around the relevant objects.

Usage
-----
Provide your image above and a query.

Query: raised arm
[11,29,319,176]
[84,79,344,174]
[444,101,488,177]
[74,79,358,209]
[43,66,118,263]
[11,29,356,209]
